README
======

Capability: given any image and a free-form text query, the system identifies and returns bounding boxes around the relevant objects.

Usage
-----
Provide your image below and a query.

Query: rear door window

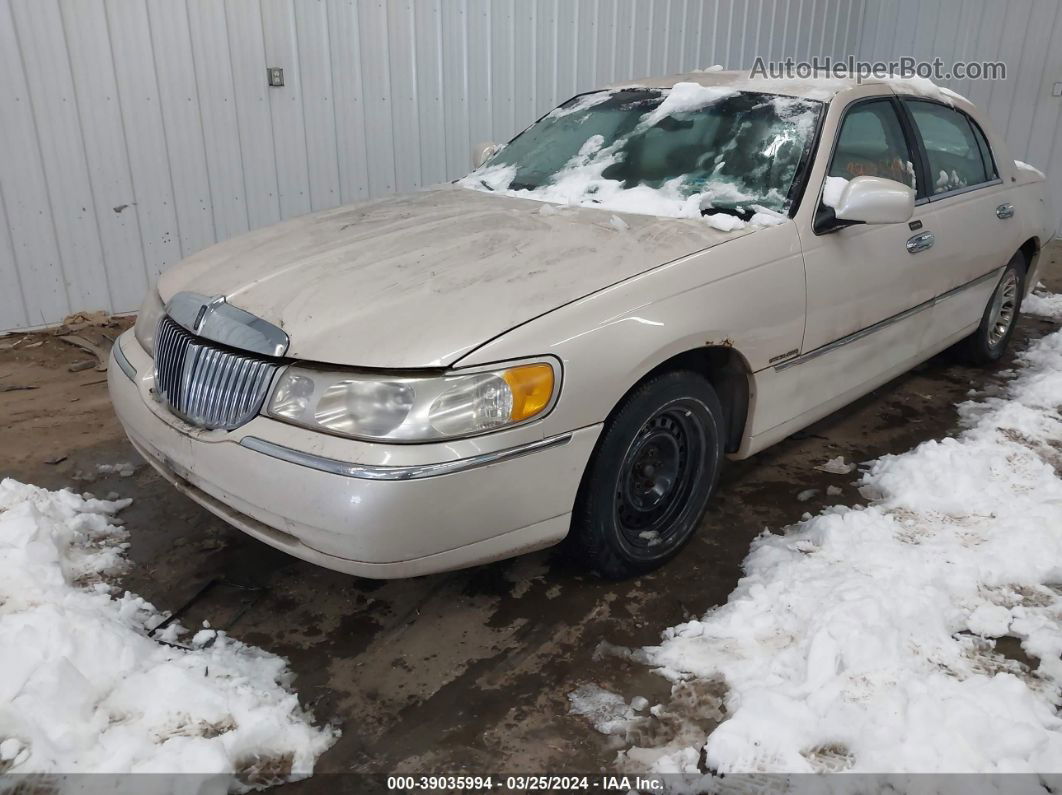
[905,100,991,194]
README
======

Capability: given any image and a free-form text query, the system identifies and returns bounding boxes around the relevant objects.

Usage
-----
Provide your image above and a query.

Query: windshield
[460,83,823,222]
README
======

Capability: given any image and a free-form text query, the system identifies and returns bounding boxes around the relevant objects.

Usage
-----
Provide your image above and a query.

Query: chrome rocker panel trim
[239,432,574,481]
[775,266,1004,372]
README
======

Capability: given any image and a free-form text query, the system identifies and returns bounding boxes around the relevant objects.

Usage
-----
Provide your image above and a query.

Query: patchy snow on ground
[814,456,856,475]
[1026,286,1062,321]
[0,480,336,785]
[568,684,644,737]
[577,306,1062,777]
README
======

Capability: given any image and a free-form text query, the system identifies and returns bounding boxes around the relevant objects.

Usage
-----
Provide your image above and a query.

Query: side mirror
[472,141,500,169]
[833,176,915,224]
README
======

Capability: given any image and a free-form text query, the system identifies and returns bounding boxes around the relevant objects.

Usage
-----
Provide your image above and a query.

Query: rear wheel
[569,371,725,579]
[960,253,1025,365]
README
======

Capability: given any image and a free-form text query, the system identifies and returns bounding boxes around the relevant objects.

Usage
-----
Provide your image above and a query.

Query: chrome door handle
[906,231,935,254]
[996,203,1015,219]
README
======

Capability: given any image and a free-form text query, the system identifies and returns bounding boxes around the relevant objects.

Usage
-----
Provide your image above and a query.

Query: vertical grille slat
[153,316,278,431]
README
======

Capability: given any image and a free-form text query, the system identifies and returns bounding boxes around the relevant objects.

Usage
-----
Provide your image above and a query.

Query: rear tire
[568,370,725,579]
[959,253,1025,365]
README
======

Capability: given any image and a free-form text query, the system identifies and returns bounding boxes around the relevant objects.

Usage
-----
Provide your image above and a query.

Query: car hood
[158,185,751,368]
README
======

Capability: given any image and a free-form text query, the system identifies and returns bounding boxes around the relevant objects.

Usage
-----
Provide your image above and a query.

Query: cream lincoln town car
[110,70,1054,579]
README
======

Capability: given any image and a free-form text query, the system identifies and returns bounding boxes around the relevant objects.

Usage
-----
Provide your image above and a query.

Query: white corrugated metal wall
[0,0,864,332]
[857,0,1062,239]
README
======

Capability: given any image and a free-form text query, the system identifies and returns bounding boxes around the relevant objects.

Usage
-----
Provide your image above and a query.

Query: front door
[797,97,937,355]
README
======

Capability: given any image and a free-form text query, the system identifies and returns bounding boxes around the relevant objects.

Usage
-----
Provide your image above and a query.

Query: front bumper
[108,332,600,578]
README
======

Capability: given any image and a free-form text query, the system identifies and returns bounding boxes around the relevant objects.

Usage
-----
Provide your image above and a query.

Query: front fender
[455,222,807,441]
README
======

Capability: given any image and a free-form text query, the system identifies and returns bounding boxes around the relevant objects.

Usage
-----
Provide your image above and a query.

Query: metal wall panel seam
[221,0,255,232]
[292,0,318,209]
[0,170,30,329]
[105,0,159,279]
[9,0,72,316]
[1014,0,1059,159]
[55,0,116,313]
[1001,2,1038,145]
[180,0,220,249]
[258,0,285,216]
[142,0,206,263]
[62,0,148,312]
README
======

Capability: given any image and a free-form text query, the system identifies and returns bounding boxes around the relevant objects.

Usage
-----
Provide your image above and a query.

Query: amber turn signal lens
[502,364,555,422]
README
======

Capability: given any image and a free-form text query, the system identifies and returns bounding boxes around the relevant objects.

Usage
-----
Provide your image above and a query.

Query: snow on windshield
[459,83,822,227]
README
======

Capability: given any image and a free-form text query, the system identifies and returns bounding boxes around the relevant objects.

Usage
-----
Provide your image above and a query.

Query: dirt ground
[1,241,1060,784]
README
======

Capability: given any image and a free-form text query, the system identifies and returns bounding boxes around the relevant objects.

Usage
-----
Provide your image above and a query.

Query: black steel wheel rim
[614,400,707,553]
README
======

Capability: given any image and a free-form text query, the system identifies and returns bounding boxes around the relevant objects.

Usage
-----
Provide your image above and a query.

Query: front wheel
[568,371,725,579]
[959,253,1026,365]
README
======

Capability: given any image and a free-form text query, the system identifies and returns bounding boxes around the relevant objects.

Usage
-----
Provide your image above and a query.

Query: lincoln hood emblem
[166,292,290,357]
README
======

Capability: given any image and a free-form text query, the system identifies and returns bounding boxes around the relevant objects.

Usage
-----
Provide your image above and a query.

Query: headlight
[266,360,558,442]
[133,286,165,356]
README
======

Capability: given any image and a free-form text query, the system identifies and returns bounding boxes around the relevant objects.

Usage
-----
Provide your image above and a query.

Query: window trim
[969,115,999,180]
[783,100,829,218]
[898,96,1002,203]
[812,95,924,235]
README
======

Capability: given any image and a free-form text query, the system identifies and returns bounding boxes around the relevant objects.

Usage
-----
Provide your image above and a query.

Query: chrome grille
[154,315,279,430]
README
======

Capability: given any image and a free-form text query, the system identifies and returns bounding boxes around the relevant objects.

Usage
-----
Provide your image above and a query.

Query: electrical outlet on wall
[267,67,285,88]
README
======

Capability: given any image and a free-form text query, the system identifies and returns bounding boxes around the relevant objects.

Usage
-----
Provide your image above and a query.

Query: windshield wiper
[701,205,755,221]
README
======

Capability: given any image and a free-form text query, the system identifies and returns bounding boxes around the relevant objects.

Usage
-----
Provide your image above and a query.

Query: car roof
[604,68,970,106]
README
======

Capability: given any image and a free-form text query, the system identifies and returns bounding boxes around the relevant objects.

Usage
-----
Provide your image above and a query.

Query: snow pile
[1025,286,1062,320]
[546,90,613,119]
[635,83,737,130]
[883,75,968,105]
[821,176,848,209]
[0,480,336,784]
[623,317,1062,774]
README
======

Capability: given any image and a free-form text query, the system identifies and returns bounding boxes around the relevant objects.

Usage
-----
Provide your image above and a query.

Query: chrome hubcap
[987,271,1018,347]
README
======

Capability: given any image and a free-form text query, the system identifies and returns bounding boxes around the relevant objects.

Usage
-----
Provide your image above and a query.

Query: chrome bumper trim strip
[239,432,574,481]
[776,266,1005,372]
[112,338,137,381]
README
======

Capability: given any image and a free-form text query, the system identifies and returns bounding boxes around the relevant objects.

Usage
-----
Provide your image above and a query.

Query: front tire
[569,370,725,579]
[960,253,1025,365]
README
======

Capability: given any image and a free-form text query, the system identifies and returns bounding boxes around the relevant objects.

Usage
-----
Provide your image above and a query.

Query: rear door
[899,98,1019,346]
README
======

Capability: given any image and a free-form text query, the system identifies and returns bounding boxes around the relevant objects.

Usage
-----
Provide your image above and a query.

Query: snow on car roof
[609,68,968,105]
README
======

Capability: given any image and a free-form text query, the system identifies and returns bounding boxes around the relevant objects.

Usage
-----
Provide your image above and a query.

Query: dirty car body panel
[109,70,1055,578]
